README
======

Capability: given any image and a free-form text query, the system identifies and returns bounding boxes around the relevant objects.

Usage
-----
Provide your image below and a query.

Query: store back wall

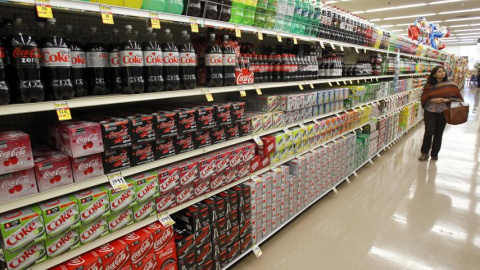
[443,45,480,70]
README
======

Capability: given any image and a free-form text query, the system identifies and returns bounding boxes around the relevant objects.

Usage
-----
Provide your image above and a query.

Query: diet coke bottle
[108,28,122,94]
[205,33,223,87]
[64,24,87,97]
[178,30,197,89]
[6,16,44,103]
[221,35,235,86]
[85,27,110,95]
[119,25,144,94]
[161,29,181,91]
[0,36,10,105]
[142,27,164,92]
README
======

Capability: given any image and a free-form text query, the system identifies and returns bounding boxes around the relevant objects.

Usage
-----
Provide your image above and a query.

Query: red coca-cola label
[176,185,194,204]
[235,69,254,84]
[143,50,163,66]
[194,179,210,197]
[109,52,120,67]
[12,46,41,67]
[120,50,143,67]
[146,222,174,252]
[163,52,179,66]
[222,54,235,66]
[179,52,197,66]
[71,51,86,68]
[205,53,222,66]
[41,47,71,67]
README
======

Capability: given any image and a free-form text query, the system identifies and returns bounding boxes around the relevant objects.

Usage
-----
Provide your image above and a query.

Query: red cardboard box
[122,229,154,264]
[95,239,131,270]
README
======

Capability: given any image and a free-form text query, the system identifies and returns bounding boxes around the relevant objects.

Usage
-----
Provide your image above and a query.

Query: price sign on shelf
[255,87,262,95]
[158,212,175,227]
[235,26,242,37]
[239,90,247,97]
[54,101,72,121]
[203,89,214,102]
[253,136,263,146]
[149,12,161,29]
[190,18,199,33]
[107,172,128,191]
[298,84,304,90]
[294,37,298,44]
[258,31,263,40]
[252,245,263,258]
[100,5,114,24]
[35,0,53,18]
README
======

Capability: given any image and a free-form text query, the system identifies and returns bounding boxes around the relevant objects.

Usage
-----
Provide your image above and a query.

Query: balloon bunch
[408,17,450,50]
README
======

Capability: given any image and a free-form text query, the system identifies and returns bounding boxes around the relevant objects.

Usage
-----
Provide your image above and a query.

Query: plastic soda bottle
[254,0,267,27]
[243,0,258,25]
[230,0,246,24]
[119,25,144,94]
[165,0,184,14]
[264,0,277,29]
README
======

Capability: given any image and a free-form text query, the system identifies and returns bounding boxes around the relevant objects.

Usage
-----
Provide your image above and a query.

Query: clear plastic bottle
[119,25,144,94]
[143,27,164,92]
[85,27,110,95]
[64,24,87,97]
[178,31,197,89]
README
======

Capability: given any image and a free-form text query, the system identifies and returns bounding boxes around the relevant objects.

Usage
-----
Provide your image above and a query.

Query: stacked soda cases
[171,184,252,269]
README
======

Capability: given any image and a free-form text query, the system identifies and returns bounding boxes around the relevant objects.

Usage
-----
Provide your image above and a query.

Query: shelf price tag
[158,212,175,227]
[253,136,263,146]
[54,101,72,121]
[257,31,263,40]
[277,33,282,42]
[294,37,298,44]
[252,245,263,258]
[235,26,241,37]
[251,175,262,183]
[149,12,161,29]
[283,127,292,135]
[203,89,213,102]
[320,41,325,49]
[298,84,303,90]
[35,0,53,18]
[255,87,262,95]
[100,6,114,24]
[107,172,128,191]
[309,83,314,89]
[190,18,199,33]
[239,90,246,97]
[330,42,335,50]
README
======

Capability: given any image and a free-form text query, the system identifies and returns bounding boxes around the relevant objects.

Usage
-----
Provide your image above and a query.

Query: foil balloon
[408,17,450,50]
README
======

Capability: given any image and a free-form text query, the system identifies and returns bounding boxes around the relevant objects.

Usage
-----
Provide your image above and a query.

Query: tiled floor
[232,85,480,270]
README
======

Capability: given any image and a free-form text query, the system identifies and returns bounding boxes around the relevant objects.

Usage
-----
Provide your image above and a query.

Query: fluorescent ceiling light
[378,25,394,27]
[366,3,427,13]
[439,8,480,15]
[391,29,407,32]
[449,24,470,27]
[429,0,464,4]
[352,11,365,14]
[383,13,437,21]
[445,16,480,22]
[370,19,382,22]
[453,28,480,32]
[429,20,443,23]
[325,1,338,3]
[456,32,480,35]
[395,23,413,26]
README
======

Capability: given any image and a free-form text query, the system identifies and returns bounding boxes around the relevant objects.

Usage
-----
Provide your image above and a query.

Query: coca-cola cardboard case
[110,112,156,144]
[95,239,131,270]
[196,242,212,266]
[132,253,157,270]
[152,165,180,193]
[155,189,177,213]
[103,148,131,174]
[73,187,110,225]
[172,204,210,232]
[49,121,104,158]
[33,149,74,192]
[130,142,155,167]
[104,182,136,213]
[198,155,217,181]
[149,110,178,139]
[50,251,103,270]
[0,206,46,253]
[83,115,132,150]
[108,206,134,232]
[182,105,215,130]
[0,169,38,204]
[225,124,239,140]
[38,195,80,238]
[4,241,47,270]
[125,172,159,204]
[0,131,34,175]
[145,222,174,252]
[238,118,252,137]
[133,199,156,222]
[176,132,195,154]
[176,159,199,186]
[79,217,108,244]
[45,228,81,259]
[173,227,195,260]
[230,102,246,123]
[122,228,154,264]
[70,154,104,183]
[155,241,177,270]
[194,129,212,149]
[155,137,177,160]
[211,126,226,144]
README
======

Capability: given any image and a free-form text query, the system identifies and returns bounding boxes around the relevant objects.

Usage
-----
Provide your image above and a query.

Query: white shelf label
[253,136,263,146]
[107,172,128,191]
[253,245,263,257]
[158,212,175,227]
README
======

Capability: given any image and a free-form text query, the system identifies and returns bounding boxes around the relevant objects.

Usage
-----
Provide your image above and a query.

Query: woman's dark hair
[427,66,448,86]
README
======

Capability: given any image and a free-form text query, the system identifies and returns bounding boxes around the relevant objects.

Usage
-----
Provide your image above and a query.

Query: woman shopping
[419,66,464,161]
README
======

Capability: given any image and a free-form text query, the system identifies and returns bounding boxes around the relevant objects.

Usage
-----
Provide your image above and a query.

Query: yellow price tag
[298,84,303,90]
[191,23,199,33]
[255,88,262,95]
[258,31,263,40]
[100,6,114,24]
[253,245,263,258]
[253,136,263,146]
[203,89,213,101]
[310,83,314,89]
[107,172,128,191]
[151,18,161,29]
[35,0,53,19]
[277,33,282,42]
[240,90,246,97]
[157,212,175,227]
[294,37,298,44]
[235,27,241,38]
[54,101,72,121]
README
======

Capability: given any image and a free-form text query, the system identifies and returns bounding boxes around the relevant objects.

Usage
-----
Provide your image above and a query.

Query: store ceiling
[331,0,480,46]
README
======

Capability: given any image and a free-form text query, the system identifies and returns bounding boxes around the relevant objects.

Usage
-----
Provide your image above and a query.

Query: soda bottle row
[249,53,318,83]
[318,57,343,79]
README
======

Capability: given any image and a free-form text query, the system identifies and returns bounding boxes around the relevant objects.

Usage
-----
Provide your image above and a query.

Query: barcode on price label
[158,212,175,227]
[107,172,128,191]
[252,245,263,257]
[253,136,263,146]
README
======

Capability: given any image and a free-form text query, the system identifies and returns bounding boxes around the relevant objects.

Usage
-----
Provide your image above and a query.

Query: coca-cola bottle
[280,53,289,82]
[161,29,180,91]
[221,35,235,86]
[143,27,164,92]
[185,0,202,17]
[40,18,74,101]
[252,53,260,83]
[219,0,232,22]
[108,28,122,94]
[119,25,144,94]
[274,55,282,82]
[64,25,87,97]
[205,0,219,20]
[6,16,44,103]
[178,30,197,89]
[205,33,223,87]
[85,26,110,95]
[0,37,10,105]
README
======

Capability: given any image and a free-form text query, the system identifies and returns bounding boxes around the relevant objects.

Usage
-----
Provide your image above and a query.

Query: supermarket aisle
[233,85,480,270]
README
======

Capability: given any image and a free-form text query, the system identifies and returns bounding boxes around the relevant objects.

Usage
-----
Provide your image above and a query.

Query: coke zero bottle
[64,25,87,97]
[85,27,110,95]
[219,0,232,22]
[143,27,164,92]
[205,33,223,87]
[161,29,181,91]
[185,0,202,17]
[108,28,122,93]
[0,37,10,105]
[119,25,144,94]
[6,16,44,103]
[178,30,197,89]
[205,0,220,20]
[221,35,235,86]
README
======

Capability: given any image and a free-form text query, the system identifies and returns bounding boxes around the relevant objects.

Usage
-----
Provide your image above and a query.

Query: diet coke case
[95,239,131,270]
[104,182,137,213]
[70,154,104,183]
[0,206,46,253]
[102,147,131,174]
[176,132,195,154]
[0,169,38,204]
[126,172,159,204]
[172,204,210,232]
[123,228,154,264]
[3,242,47,270]
[153,165,180,193]
[79,217,108,244]
[108,207,134,232]
[49,121,104,158]
[155,137,177,160]
[193,178,211,197]
[198,155,217,181]
[175,184,195,205]
[33,149,74,192]
[0,131,34,175]
[131,142,155,166]
[133,199,156,222]
[38,196,80,238]
[83,115,132,150]
[211,150,229,175]
[45,228,81,258]
[73,187,110,225]
[176,160,199,186]
[210,173,226,190]
[155,189,177,213]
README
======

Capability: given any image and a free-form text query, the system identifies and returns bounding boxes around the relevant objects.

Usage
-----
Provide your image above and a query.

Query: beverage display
[119,25,144,94]
[165,0,184,14]
[161,29,181,91]
[178,30,197,89]
[85,27,110,95]
[221,35,236,86]
[185,0,201,17]
[107,28,122,94]
[205,33,223,87]
[0,37,9,105]
[205,0,219,20]
[142,27,164,92]
[230,0,246,24]
[219,0,233,22]
[64,25,87,97]
[243,0,257,25]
